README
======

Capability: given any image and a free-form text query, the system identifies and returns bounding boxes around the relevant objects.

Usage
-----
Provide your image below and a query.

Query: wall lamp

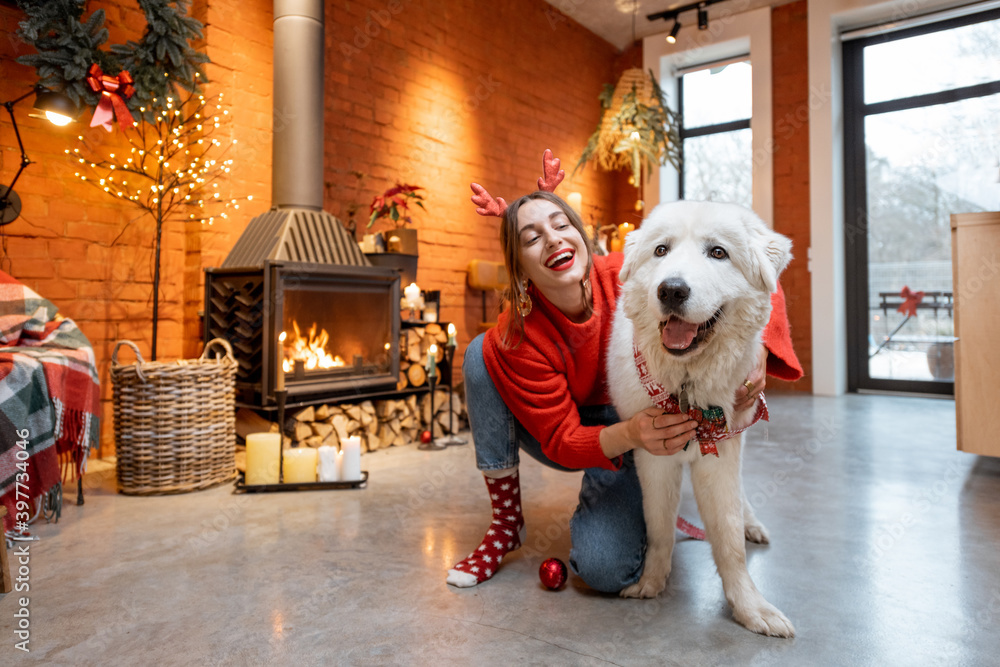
[1,86,78,225]
[649,0,728,42]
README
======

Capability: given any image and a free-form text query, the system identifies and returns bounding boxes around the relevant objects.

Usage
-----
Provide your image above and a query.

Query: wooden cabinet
[951,211,1000,457]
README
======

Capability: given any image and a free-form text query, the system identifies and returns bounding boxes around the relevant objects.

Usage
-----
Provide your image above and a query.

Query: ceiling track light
[649,0,725,40]
[666,20,681,44]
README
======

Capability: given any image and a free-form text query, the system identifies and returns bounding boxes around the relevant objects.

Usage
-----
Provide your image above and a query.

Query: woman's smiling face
[515,198,588,299]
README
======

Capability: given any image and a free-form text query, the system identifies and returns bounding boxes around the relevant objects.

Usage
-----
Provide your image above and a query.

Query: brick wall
[1,0,619,455]
[188,0,274,360]
[322,0,619,365]
[770,0,812,392]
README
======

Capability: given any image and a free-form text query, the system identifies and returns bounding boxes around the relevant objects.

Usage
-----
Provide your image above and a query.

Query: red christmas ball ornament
[420,430,432,444]
[539,557,568,590]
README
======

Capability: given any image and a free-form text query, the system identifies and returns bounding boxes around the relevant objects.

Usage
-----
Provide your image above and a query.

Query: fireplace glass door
[275,267,399,397]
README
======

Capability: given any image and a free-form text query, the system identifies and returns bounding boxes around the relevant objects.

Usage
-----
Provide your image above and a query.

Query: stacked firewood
[398,323,448,389]
[419,389,464,441]
[236,390,466,454]
[373,396,422,449]
[286,402,379,448]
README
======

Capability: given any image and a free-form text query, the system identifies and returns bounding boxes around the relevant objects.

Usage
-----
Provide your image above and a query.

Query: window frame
[676,61,753,201]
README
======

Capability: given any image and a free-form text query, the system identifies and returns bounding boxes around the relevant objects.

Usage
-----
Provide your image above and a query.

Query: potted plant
[365,183,426,284]
[368,183,426,255]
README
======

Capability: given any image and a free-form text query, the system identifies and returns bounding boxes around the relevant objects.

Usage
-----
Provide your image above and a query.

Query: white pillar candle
[566,191,582,213]
[423,302,438,322]
[282,447,318,484]
[447,323,456,347]
[340,436,362,482]
[317,445,339,482]
[245,432,281,485]
[403,282,421,308]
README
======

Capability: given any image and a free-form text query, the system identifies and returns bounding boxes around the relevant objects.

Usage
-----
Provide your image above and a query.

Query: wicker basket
[112,338,237,495]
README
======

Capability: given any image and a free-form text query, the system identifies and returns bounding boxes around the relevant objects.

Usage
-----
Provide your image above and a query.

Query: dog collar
[632,340,769,457]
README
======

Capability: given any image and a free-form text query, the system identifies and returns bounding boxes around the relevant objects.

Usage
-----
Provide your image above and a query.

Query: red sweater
[483,253,802,471]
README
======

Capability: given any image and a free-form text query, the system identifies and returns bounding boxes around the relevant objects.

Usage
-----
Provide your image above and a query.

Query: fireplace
[204,1,404,409]
[205,261,400,408]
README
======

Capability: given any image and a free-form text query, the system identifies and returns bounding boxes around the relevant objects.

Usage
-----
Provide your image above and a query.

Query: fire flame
[280,321,344,371]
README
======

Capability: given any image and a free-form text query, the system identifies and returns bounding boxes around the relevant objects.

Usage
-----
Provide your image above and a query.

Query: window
[843,7,1000,394]
[678,59,752,207]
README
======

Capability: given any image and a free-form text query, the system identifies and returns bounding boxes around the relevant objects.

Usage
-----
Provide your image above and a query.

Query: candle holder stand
[234,388,369,493]
[418,370,446,451]
[435,342,467,447]
[277,388,286,482]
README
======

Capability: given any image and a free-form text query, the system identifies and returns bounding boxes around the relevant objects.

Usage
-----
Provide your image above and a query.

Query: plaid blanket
[0,270,100,531]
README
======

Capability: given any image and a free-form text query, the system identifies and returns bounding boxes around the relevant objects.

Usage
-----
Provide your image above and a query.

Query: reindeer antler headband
[470,149,565,217]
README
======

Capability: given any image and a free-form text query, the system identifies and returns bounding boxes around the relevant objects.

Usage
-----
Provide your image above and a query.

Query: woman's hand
[734,342,768,412]
[600,407,697,459]
[630,407,698,456]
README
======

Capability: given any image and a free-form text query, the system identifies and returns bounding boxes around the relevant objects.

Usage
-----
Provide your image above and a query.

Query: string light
[70,91,254,226]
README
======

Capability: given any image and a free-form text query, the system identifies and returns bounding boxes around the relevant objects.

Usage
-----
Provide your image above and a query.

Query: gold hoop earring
[518,283,533,317]
[582,276,591,292]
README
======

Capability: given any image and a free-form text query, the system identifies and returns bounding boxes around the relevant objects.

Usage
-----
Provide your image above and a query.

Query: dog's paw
[744,520,770,544]
[733,598,795,638]
[620,575,666,599]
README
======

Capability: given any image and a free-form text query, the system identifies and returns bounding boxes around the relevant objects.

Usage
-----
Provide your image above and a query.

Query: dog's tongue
[661,317,699,350]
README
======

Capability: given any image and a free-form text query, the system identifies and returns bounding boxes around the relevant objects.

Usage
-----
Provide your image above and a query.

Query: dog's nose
[658,279,690,309]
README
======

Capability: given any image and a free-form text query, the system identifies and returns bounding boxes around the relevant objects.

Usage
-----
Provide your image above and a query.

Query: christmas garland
[15,0,209,124]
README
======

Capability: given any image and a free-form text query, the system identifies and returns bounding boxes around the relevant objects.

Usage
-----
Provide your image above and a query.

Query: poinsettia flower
[368,183,427,228]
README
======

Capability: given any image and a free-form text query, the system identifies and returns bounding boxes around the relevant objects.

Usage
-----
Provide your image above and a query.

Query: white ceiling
[544,0,789,51]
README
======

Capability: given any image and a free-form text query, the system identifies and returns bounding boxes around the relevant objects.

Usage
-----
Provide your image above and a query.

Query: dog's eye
[654,244,668,257]
[709,246,728,260]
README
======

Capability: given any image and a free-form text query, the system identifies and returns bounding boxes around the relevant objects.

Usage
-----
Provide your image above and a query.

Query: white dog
[606,200,795,638]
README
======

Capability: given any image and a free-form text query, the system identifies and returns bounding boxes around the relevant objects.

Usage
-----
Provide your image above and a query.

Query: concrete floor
[2,393,999,666]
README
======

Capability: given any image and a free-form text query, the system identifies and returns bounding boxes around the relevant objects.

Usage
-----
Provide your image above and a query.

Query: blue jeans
[463,333,646,592]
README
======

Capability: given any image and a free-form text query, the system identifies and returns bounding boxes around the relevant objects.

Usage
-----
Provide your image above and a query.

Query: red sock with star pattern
[447,471,524,587]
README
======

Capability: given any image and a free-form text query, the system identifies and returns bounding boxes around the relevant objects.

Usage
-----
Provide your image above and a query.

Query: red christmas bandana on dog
[633,341,768,456]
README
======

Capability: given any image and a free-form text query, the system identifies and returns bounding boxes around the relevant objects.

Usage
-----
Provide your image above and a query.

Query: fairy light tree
[16,0,250,360]
[67,85,251,359]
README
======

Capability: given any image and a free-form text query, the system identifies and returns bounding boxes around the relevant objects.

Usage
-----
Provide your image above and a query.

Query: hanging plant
[574,68,682,185]
[15,0,209,123]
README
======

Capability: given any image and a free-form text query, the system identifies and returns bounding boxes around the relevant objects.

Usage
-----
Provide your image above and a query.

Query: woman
[447,188,802,591]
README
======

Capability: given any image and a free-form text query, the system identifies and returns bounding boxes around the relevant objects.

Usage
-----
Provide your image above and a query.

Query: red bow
[897,285,925,317]
[86,64,136,133]
[632,340,768,457]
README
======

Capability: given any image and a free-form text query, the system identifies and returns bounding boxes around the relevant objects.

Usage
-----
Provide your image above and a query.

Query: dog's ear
[618,225,646,283]
[746,216,792,293]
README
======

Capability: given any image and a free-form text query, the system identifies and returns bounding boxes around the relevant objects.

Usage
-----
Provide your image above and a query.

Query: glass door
[843,8,1000,394]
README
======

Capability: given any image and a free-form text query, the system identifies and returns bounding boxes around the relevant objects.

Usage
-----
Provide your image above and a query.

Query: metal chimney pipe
[273,0,324,210]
